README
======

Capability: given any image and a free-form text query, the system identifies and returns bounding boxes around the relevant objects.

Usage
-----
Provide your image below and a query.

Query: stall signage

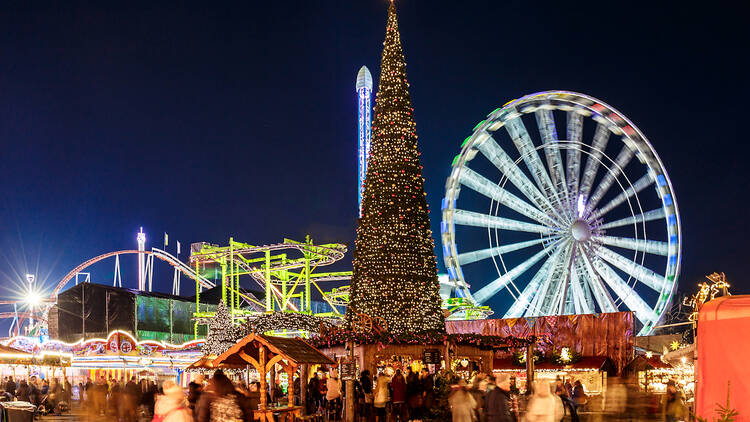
[423,349,441,364]
[340,361,357,380]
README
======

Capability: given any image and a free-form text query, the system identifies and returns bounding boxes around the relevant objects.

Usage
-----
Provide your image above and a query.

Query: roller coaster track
[52,249,214,298]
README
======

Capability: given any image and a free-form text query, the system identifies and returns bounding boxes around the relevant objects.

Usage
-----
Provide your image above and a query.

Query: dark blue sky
[1,1,748,331]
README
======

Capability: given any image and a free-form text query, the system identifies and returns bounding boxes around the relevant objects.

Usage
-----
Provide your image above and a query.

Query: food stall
[493,355,614,395]
[213,333,336,422]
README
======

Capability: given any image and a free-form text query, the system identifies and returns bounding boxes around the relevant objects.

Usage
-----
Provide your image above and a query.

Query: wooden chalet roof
[213,333,335,369]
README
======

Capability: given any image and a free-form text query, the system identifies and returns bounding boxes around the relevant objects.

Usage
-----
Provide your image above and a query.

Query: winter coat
[326,378,342,401]
[485,388,515,422]
[390,375,407,403]
[449,389,476,422]
[154,393,193,422]
[373,376,390,407]
[526,394,557,422]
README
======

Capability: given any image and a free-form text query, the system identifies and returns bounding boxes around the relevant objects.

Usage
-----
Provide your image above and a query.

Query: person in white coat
[153,381,193,422]
[448,379,476,422]
[525,380,563,422]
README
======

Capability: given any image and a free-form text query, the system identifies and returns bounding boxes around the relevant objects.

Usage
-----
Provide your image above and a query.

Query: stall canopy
[697,295,750,421]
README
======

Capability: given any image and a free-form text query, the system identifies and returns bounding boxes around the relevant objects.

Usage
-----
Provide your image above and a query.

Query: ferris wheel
[441,91,681,335]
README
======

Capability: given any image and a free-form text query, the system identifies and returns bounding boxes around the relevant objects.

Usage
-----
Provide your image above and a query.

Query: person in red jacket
[390,370,407,422]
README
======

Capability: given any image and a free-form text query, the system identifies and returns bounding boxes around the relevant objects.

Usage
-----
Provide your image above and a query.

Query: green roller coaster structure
[189,236,352,336]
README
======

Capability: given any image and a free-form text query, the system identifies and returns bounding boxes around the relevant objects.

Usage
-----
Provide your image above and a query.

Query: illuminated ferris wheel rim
[441,90,682,335]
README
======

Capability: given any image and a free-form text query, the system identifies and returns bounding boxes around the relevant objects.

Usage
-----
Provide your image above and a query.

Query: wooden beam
[265,354,284,373]
[259,346,267,411]
[238,349,262,373]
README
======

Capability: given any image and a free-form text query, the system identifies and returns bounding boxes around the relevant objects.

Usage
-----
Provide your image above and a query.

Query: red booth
[697,295,750,421]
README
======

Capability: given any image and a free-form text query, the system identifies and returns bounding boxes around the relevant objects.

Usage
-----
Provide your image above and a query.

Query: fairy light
[347,1,445,335]
[201,301,242,356]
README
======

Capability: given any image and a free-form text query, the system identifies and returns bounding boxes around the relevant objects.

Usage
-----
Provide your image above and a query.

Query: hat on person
[457,379,467,387]
[495,373,510,384]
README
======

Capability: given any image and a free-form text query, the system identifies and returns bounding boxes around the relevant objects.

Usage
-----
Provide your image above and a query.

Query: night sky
[1,1,748,331]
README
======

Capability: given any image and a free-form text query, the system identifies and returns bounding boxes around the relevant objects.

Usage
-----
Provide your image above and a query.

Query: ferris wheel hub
[570,219,592,242]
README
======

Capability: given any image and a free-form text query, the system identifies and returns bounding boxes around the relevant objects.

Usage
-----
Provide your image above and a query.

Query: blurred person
[603,377,627,420]
[525,380,562,422]
[359,370,373,422]
[470,374,489,422]
[16,380,30,402]
[419,369,435,419]
[187,377,203,411]
[572,380,587,409]
[153,381,192,422]
[195,370,250,422]
[663,380,687,422]
[485,373,516,422]
[326,369,343,421]
[5,376,16,398]
[307,371,321,414]
[373,372,391,422]
[554,379,578,422]
[390,369,407,421]
[449,379,476,422]
[405,368,422,422]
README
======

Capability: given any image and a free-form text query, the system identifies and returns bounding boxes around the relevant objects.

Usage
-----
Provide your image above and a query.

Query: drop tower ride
[356,65,373,217]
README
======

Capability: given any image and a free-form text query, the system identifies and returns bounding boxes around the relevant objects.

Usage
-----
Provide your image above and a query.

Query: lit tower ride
[356,65,373,217]
[137,227,146,290]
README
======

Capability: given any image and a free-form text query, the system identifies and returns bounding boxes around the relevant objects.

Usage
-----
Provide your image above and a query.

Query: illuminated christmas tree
[348,1,445,335]
[201,300,241,356]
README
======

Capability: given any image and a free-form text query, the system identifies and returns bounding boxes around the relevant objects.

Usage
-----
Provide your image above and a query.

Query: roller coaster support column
[265,250,272,312]
[195,260,201,339]
[229,238,234,314]
[305,237,312,314]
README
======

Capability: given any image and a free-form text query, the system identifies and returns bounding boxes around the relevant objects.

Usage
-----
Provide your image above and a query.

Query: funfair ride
[12,232,353,338]
[441,91,681,335]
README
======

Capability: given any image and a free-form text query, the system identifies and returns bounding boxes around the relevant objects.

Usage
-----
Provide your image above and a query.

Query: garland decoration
[512,349,544,367]
[310,329,543,350]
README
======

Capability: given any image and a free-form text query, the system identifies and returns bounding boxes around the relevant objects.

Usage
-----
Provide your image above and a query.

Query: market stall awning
[213,333,335,369]
[493,356,613,372]
[624,355,672,375]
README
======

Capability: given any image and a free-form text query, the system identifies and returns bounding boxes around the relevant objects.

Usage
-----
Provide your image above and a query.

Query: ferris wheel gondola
[441,91,681,335]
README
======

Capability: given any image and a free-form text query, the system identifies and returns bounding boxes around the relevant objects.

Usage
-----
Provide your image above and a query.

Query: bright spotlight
[25,290,41,307]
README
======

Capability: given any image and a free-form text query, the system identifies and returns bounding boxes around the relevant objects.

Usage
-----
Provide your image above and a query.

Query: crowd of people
[1,375,72,415]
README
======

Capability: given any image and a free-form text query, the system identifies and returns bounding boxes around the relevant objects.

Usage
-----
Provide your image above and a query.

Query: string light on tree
[347,0,445,336]
[201,301,242,357]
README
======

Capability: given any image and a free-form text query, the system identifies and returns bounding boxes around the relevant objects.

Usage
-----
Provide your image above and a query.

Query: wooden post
[525,342,535,394]
[259,346,267,410]
[300,364,308,415]
[287,366,295,407]
[345,341,355,422]
[269,364,277,403]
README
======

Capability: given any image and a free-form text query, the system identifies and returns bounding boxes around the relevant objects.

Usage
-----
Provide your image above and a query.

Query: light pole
[25,274,36,334]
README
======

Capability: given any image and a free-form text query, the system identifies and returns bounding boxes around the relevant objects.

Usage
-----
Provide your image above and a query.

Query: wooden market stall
[0,344,71,381]
[493,356,615,395]
[213,333,336,422]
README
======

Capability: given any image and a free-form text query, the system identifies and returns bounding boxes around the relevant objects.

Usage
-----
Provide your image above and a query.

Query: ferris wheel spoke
[476,134,561,220]
[452,209,555,234]
[566,112,584,196]
[585,143,635,213]
[457,237,548,266]
[473,246,553,304]
[599,208,666,230]
[505,117,566,212]
[578,246,618,313]
[504,244,565,318]
[568,264,592,315]
[458,167,555,226]
[578,123,611,201]
[591,173,654,220]
[597,235,669,256]
[596,246,665,292]
[537,241,575,315]
[591,258,658,325]
[535,109,569,202]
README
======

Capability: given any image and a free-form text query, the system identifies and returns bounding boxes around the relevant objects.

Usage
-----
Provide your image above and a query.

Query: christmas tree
[347,1,445,335]
[201,300,242,356]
